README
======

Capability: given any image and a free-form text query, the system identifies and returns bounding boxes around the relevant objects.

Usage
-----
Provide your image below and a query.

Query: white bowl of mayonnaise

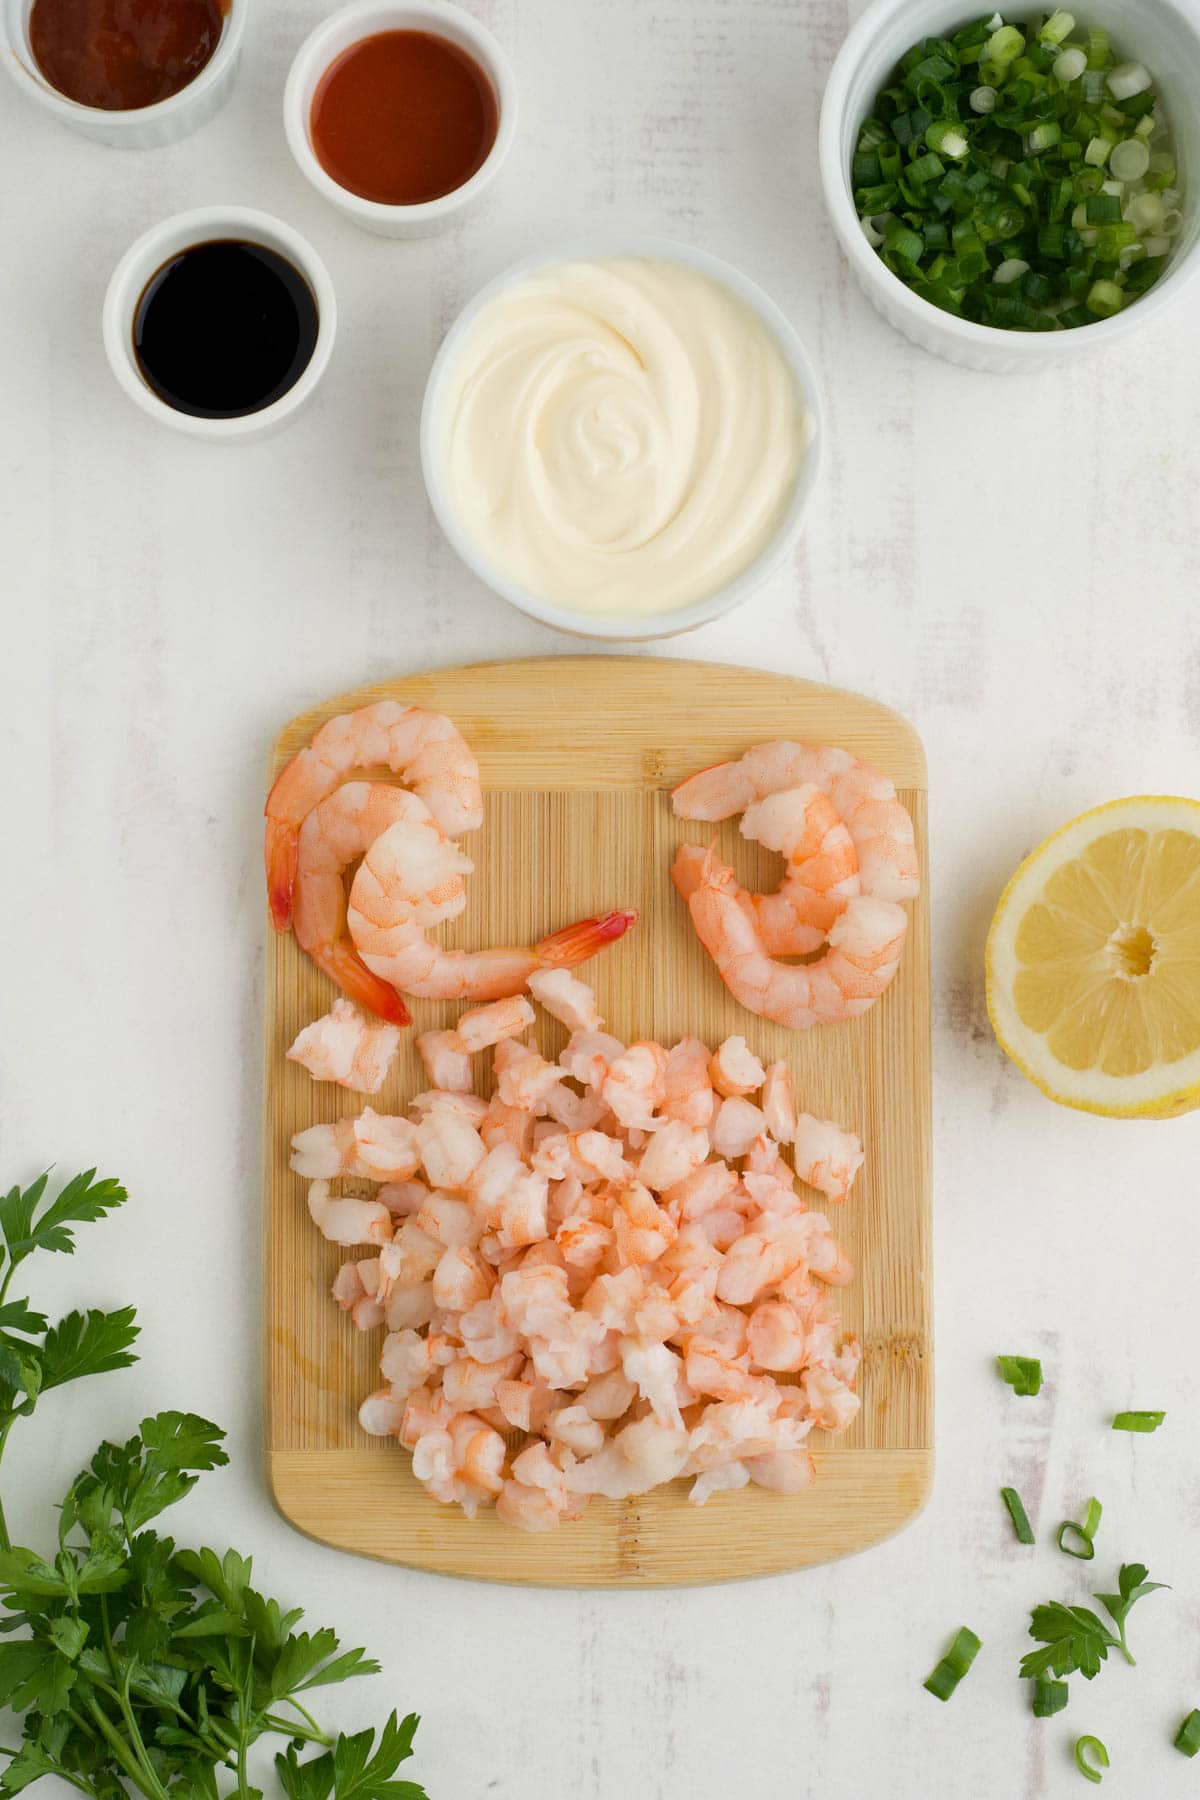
[420,236,822,640]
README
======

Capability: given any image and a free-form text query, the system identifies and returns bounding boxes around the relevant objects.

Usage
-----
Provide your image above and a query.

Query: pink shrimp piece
[409,1089,488,1122]
[612,1183,677,1267]
[455,995,536,1053]
[556,1213,613,1271]
[745,1415,816,1493]
[357,1389,408,1436]
[671,741,918,905]
[715,1217,808,1306]
[663,1159,740,1220]
[709,1036,766,1098]
[544,1085,610,1132]
[567,1415,690,1499]
[690,1461,752,1505]
[480,1096,536,1156]
[580,1368,638,1421]
[377,1179,428,1218]
[792,1113,864,1205]
[287,997,403,1089]
[686,1398,778,1474]
[441,1352,523,1413]
[711,1096,769,1160]
[353,1110,422,1180]
[602,1042,668,1131]
[265,700,482,930]
[546,1404,607,1457]
[416,1112,485,1190]
[559,1030,626,1090]
[746,1299,809,1372]
[379,1327,450,1398]
[431,1244,492,1311]
[499,1263,574,1340]
[637,1120,709,1193]
[415,1192,479,1247]
[331,1261,386,1331]
[658,1035,715,1129]
[760,1062,797,1144]
[449,1413,508,1499]
[383,1282,436,1331]
[527,967,604,1032]
[621,1340,686,1428]
[802,1362,861,1433]
[687,851,908,1031]
[493,1039,569,1113]
[385,1218,443,1284]
[289,1118,366,1180]
[416,1030,472,1094]
[306,1181,393,1246]
[581,1266,644,1333]
[495,1480,565,1532]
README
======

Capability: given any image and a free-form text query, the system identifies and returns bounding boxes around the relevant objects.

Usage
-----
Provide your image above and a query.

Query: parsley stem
[78,1699,164,1800]
[276,1695,333,1742]
[0,1414,16,1551]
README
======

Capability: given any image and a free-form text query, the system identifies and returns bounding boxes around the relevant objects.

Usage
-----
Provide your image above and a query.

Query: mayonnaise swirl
[439,257,811,617]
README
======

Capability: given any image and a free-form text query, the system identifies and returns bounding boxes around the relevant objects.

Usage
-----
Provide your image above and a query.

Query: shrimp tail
[534,910,638,968]
[320,939,412,1026]
[265,818,299,931]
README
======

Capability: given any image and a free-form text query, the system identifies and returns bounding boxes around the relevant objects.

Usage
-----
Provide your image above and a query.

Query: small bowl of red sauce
[0,0,245,147]
[283,0,517,238]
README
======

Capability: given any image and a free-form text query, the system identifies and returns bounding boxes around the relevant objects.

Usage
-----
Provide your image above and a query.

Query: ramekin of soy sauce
[102,207,337,442]
[0,0,246,148]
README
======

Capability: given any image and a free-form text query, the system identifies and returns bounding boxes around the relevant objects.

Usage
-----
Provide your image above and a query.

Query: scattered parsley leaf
[38,1307,140,1393]
[1093,1562,1168,1665]
[1020,1602,1117,1681]
[0,1170,127,1267]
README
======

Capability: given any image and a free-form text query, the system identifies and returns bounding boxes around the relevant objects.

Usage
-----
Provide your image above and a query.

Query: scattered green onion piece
[1057,1496,1102,1559]
[1054,46,1088,82]
[1074,1736,1109,1784]
[1032,1677,1069,1717]
[1108,60,1152,101]
[1001,1485,1035,1541]
[970,84,997,113]
[923,1627,982,1702]
[1112,1410,1165,1432]
[1175,1710,1200,1758]
[1086,191,1122,222]
[1085,136,1111,165]
[926,119,969,157]
[1086,27,1110,69]
[1109,137,1150,180]
[1040,9,1075,45]
[1027,121,1062,152]
[987,24,1024,65]
[997,1354,1043,1396]
[993,258,1029,284]
[1085,278,1124,316]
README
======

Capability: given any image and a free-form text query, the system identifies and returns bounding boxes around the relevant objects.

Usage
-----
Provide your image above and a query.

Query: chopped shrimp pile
[297,968,865,1532]
[671,741,920,1030]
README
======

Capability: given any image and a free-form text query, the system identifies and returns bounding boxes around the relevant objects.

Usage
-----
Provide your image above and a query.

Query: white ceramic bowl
[420,236,823,643]
[0,0,244,147]
[819,0,1200,371]
[283,0,518,239]
[102,206,337,442]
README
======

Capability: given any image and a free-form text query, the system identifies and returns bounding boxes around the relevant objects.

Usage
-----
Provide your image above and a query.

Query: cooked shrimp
[292,784,451,1024]
[687,850,907,1030]
[527,967,604,1032]
[265,701,482,930]
[711,1095,769,1160]
[455,995,536,1053]
[287,997,403,1088]
[658,1035,715,1129]
[792,1112,864,1205]
[416,1030,472,1093]
[307,1180,393,1246]
[602,1041,668,1131]
[347,821,638,1000]
[760,1062,797,1143]
[708,1036,766,1098]
[672,741,919,904]
[672,783,861,956]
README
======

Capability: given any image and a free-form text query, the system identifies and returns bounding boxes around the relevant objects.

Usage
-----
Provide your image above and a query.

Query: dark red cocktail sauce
[310,29,499,206]
[29,0,226,110]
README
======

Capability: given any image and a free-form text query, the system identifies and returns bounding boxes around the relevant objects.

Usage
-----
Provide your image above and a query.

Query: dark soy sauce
[132,240,319,419]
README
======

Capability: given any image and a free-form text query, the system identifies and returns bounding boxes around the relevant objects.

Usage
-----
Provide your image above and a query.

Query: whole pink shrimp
[292,781,471,1024]
[686,849,907,1030]
[347,817,637,1002]
[265,700,482,931]
[672,741,919,906]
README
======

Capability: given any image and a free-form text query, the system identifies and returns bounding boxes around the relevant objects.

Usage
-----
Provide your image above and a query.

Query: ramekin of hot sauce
[1,0,245,146]
[284,0,518,238]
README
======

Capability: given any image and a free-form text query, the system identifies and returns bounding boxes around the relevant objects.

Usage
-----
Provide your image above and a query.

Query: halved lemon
[986,797,1200,1118]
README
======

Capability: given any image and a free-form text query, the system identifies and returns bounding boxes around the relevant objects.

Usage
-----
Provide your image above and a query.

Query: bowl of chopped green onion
[819,2,1200,368]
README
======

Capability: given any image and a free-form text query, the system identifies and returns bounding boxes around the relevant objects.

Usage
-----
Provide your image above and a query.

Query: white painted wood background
[3,0,1199,1794]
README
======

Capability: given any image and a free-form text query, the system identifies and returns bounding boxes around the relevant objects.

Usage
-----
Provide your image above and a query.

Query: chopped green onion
[1074,1736,1110,1784]
[993,258,1029,284]
[926,120,969,158]
[1086,27,1110,69]
[1040,10,1075,45]
[1112,1410,1165,1431]
[923,1627,982,1701]
[970,84,997,113]
[1057,1496,1102,1559]
[1054,46,1088,82]
[1108,60,1152,101]
[1085,135,1111,165]
[997,1354,1043,1396]
[1027,121,1062,152]
[1086,191,1122,222]
[1031,1677,1069,1717]
[1086,277,1124,315]
[1001,1485,1035,1542]
[987,24,1024,65]
[1175,1710,1200,1758]
[1109,138,1150,180]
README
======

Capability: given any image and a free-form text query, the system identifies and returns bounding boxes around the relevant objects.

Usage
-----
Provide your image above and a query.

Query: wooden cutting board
[265,657,931,1585]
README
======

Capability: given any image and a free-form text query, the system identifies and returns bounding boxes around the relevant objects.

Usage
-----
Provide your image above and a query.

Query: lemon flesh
[986,797,1200,1118]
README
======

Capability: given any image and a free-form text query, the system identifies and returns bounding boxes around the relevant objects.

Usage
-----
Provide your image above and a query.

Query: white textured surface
[2,1,1200,1796]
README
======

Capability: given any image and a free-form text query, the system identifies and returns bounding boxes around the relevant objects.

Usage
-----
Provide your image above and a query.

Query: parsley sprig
[1020,1562,1168,1682]
[0,1168,428,1800]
